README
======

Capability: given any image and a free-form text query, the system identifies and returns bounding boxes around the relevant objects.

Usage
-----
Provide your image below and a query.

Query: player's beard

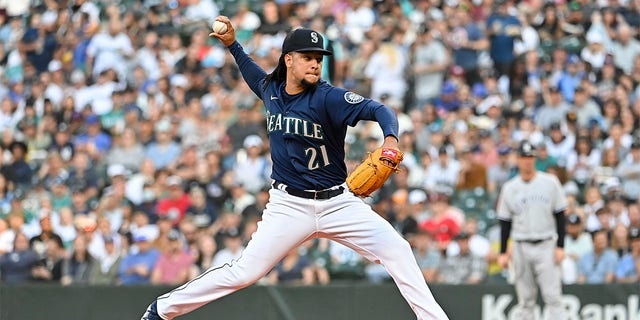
[300,78,318,90]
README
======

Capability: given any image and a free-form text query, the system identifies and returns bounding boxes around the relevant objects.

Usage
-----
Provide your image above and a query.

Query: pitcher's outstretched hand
[209,16,235,47]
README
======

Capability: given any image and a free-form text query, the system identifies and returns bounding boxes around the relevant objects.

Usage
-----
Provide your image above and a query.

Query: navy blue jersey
[228,41,399,190]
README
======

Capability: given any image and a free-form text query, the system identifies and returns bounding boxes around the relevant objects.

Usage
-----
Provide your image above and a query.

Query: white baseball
[212,21,228,34]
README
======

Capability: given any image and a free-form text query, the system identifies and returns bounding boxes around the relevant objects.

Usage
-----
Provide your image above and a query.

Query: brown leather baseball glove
[346,147,404,197]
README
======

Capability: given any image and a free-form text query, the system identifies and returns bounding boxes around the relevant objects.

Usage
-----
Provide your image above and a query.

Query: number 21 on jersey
[305,145,330,170]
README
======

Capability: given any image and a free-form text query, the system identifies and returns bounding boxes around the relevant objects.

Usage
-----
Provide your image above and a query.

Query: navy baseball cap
[567,213,581,224]
[497,146,511,156]
[549,122,562,131]
[85,114,100,125]
[517,141,537,157]
[167,230,181,241]
[454,232,471,240]
[282,28,332,56]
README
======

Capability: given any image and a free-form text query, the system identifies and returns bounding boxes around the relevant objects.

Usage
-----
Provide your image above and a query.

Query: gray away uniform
[497,171,567,320]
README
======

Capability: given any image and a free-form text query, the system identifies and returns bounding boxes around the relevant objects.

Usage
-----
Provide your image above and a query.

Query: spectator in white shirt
[86,19,134,81]
[233,135,271,195]
[345,0,376,31]
[364,41,407,102]
[183,0,219,25]
[423,145,460,194]
[581,32,607,70]
[211,229,245,268]
[612,25,640,75]
[51,206,78,248]
[616,141,640,203]
[544,123,575,168]
[562,213,594,284]
[413,29,449,105]
[135,31,161,82]
[447,218,491,259]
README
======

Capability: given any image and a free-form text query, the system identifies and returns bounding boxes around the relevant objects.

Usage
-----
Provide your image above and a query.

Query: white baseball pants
[155,188,449,320]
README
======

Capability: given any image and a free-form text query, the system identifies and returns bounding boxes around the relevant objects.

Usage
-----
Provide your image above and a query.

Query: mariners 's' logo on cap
[311,32,318,43]
[344,92,364,104]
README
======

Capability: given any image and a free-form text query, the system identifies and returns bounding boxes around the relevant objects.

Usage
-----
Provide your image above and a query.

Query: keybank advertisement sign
[436,284,640,320]
[482,294,640,320]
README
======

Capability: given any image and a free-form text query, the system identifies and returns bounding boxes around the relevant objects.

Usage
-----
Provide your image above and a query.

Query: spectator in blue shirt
[615,227,640,283]
[118,233,160,285]
[557,54,584,103]
[73,114,112,160]
[432,81,461,113]
[447,7,489,86]
[144,118,181,170]
[577,229,618,284]
[23,25,58,74]
[0,232,41,284]
[2,141,32,189]
[486,0,521,76]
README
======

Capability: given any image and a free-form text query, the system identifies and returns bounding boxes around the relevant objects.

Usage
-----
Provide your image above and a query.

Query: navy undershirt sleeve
[555,210,566,248]
[227,41,267,98]
[499,219,512,254]
[373,105,399,140]
[324,88,399,140]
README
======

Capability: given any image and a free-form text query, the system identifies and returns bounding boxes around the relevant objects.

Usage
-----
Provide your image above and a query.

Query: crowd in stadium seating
[0,0,640,286]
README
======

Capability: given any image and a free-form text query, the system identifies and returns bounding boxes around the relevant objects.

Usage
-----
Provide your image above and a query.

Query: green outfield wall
[0,283,637,320]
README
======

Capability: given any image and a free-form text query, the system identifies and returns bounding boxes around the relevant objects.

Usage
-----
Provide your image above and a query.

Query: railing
[0,283,637,320]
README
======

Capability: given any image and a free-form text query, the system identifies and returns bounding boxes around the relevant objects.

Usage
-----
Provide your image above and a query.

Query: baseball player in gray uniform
[497,141,567,320]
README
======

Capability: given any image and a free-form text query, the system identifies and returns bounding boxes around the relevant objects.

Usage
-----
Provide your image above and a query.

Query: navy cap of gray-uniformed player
[629,227,640,240]
[517,140,537,157]
[282,28,333,56]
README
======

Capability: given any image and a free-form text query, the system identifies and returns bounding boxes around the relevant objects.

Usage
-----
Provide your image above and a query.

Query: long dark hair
[263,54,287,90]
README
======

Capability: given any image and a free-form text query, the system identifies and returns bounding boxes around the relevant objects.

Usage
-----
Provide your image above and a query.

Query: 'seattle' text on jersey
[266,111,324,140]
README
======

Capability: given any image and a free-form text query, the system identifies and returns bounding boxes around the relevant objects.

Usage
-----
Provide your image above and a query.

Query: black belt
[273,181,345,200]
[517,238,552,244]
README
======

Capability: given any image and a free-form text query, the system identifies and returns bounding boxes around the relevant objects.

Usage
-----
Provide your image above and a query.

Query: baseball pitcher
[141,17,449,320]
